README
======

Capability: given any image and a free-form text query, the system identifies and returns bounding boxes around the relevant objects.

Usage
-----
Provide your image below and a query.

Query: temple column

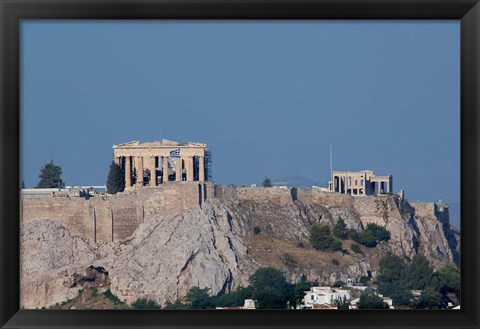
[150,156,156,187]
[116,157,122,166]
[176,157,182,181]
[163,156,169,183]
[386,180,391,193]
[136,156,144,187]
[198,156,205,182]
[187,156,194,181]
[125,156,131,187]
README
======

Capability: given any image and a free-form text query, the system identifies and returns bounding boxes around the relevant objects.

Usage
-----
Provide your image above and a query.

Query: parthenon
[113,139,208,189]
[328,170,393,196]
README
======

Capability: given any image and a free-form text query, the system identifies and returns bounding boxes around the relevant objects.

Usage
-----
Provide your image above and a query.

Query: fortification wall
[410,202,436,219]
[21,182,213,244]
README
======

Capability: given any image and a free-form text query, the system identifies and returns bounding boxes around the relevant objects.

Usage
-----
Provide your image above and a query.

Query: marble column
[150,156,156,187]
[187,156,194,181]
[136,157,144,187]
[198,156,205,182]
[125,156,131,187]
[176,157,182,181]
[163,156,169,183]
[116,157,122,166]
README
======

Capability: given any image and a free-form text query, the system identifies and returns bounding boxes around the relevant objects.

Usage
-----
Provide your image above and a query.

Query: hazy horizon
[21,20,460,203]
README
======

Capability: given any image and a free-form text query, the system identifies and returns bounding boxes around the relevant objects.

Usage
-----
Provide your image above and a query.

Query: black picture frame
[1,1,478,328]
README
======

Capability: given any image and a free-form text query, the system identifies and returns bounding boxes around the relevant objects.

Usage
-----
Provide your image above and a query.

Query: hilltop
[20,183,459,309]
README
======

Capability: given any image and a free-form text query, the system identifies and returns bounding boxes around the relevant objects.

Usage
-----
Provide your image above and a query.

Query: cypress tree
[106,161,125,194]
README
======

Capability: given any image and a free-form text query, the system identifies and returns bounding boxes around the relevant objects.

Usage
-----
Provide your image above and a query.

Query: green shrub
[333,218,348,239]
[309,223,343,252]
[331,258,339,266]
[132,298,161,310]
[357,292,390,309]
[351,243,362,254]
[103,289,124,305]
[359,276,370,285]
[163,300,188,310]
[296,241,305,248]
[253,226,261,235]
[281,252,297,269]
[91,287,99,299]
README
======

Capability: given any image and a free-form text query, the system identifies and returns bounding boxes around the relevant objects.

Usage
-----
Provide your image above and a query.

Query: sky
[20,20,460,203]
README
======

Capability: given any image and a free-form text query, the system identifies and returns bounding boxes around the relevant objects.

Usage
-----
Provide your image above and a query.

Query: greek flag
[169,149,180,157]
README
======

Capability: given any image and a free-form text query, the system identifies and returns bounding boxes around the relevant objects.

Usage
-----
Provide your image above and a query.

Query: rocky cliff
[20,186,460,309]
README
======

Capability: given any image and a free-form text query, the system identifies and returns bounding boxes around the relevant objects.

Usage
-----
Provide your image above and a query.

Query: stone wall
[21,182,213,244]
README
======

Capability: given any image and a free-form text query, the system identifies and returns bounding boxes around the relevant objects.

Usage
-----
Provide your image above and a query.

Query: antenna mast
[330,143,333,186]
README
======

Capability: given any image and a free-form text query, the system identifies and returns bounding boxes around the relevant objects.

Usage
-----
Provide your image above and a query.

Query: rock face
[20,187,460,309]
[20,220,97,309]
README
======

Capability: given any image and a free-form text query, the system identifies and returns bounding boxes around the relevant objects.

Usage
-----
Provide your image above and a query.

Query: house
[302,286,351,309]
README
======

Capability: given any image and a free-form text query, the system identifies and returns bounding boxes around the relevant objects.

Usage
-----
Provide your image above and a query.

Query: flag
[169,149,180,157]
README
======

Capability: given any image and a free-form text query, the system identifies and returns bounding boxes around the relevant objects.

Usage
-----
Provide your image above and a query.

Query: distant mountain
[447,202,460,229]
[272,176,323,188]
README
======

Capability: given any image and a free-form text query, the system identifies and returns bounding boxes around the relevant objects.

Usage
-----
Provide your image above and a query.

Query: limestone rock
[20,188,459,309]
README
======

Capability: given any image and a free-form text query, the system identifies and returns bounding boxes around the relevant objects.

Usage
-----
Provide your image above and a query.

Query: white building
[243,299,256,309]
[303,286,351,308]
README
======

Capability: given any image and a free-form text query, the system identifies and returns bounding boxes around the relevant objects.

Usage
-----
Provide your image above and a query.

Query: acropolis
[113,139,208,190]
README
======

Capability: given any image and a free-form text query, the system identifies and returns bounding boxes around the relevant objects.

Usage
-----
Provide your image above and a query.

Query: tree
[357,229,377,248]
[106,161,125,194]
[377,282,411,306]
[415,289,444,309]
[131,298,160,310]
[350,243,362,254]
[357,292,390,309]
[249,267,292,309]
[185,286,213,309]
[366,223,391,242]
[309,223,343,251]
[211,286,254,307]
[400,255,435,290]
[254,290,288,309]
[438,264,460,297]
[333,218,348,239]
[249,267,289,295]
[163,300,188,310]
[378,253,405,283]
[36,160,65,188]
[262,177,272,187]
[309,223,333,250]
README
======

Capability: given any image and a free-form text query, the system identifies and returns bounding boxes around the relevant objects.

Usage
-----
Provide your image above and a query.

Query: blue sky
[20,20,460,203]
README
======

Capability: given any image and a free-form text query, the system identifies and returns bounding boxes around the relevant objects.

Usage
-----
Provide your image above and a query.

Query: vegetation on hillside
[377,253,460,309]
[308,223,343,252]
[357,292,390,309]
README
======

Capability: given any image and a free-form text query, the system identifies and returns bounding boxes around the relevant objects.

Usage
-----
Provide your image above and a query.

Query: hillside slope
[20,187,459,309]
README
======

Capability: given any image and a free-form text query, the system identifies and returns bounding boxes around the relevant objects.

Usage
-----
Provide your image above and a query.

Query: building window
[361,179,363,185]
[311,295,314,301]
[355,179,358,185]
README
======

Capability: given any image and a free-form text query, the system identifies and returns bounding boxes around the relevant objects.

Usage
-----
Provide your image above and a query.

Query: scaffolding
[204,147,213,182]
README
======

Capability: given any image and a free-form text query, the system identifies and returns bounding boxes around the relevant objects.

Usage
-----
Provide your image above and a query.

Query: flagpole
[330,143,333,187]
